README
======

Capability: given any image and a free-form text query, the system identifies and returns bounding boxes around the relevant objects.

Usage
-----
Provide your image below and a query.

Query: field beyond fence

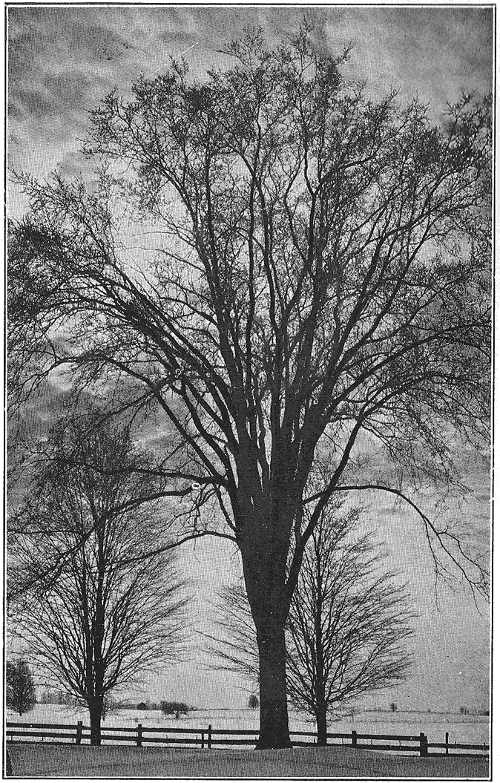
[6,722,489,758]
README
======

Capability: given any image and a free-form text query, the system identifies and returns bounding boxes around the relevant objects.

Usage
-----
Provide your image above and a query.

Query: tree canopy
[6,659,36,716]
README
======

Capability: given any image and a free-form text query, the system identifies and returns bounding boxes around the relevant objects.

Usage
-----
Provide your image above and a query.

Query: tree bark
[88,697,103,746]
[255,622,292,749]
[239,504,295,750]
[316,703,328,746]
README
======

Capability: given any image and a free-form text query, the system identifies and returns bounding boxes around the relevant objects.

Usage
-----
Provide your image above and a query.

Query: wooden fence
[5,722,489,758]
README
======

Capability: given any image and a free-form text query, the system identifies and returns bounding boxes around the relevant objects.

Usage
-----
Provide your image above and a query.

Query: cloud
[324,7,492,110]
[9,8,133,62]
[7,8,143,175]
[44,71,91,106]
[157,29,199,47]
[65,19,133,62]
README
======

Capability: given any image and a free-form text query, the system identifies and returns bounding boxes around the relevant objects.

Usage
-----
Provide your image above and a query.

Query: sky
[8,6,493,192]
[7,5,493,714]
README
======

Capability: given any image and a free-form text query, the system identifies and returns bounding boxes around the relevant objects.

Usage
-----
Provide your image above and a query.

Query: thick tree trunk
[316,703,327,746]
[88,697,103,746]
[238,500,296,750]
[255,622,292,749]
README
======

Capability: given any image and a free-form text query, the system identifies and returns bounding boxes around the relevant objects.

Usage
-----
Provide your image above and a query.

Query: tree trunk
[5,749,13,776]
[314,585,327,746]
[316,703,327,746]
[255,622,292,749]
[239,503,295,750]
[88,697,103,746]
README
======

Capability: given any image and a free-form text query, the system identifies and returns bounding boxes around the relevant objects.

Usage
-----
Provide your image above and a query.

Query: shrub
[160,701,191,718]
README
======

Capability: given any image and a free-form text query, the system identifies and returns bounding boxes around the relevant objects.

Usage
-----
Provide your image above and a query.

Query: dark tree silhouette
[8,24,490,747]
[10,414,189,745]
[6,659,36,716]
[208,504,414,744]
[249,694,259,709]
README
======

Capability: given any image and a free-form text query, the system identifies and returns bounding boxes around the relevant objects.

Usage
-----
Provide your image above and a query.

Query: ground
[7,744,489,778]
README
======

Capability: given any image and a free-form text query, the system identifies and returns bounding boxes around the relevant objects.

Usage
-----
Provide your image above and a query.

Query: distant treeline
[37,692,488,718]
[362,707,489,717]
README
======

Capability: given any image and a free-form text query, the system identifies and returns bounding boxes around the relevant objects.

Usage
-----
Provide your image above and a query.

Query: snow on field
[6,704,490,747]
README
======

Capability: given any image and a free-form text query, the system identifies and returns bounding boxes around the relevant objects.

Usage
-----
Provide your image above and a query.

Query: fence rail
[5,722,489,758]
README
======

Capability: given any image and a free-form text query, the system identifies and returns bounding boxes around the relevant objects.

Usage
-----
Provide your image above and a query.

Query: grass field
[7,743,490,778]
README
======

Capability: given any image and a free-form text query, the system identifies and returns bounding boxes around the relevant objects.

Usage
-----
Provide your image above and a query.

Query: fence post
[208,724,212,750]
[445,732,449,756]
[351,730,357,747]
[419,732,428,758]
[136,723,143,748]
[76,721,83,745]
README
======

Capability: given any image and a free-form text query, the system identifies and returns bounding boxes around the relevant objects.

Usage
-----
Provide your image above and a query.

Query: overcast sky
[7,5,492,713]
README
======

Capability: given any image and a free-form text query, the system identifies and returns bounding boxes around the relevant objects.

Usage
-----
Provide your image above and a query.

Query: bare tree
[8,24,490,747]
[10,413,190,745]
[287,517,413,744]
[209,504,414,744]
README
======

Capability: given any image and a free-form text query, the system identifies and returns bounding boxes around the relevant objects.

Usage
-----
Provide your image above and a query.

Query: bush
[160,701,191,718]
[137,702,149,710]
[248,694,259,709]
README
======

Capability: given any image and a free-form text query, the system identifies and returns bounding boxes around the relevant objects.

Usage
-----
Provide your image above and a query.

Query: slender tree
[8,25,490,746]
[6,659,36,716]
[209,505,414,744]
[10,414,189,745]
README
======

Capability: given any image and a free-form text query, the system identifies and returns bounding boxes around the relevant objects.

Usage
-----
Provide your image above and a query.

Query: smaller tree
[10,413,190,745]
[209,504,415,744]
[248,694,259,709]
[6,659,36,716]
[101,696,120,720]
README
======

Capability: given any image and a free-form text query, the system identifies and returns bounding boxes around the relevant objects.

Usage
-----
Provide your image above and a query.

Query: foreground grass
[7,744,489,779]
